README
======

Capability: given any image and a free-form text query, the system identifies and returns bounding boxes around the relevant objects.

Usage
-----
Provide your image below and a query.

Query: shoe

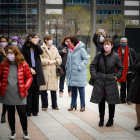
[1,114,6,123]
[127,102,132,105]
[23,131,30,139]
[80,106,85,112]
[68,92,71,97]
[59,92,63,97]
[120,100,126,104]
[42,108,47,111]
[27,114,31,117]
[9,131,16,139]
[99,118,104,127]
[134,125,140,130]
[106,119,113,127]
[33,113,38,116]
[68,106,77,111]
[54,107,59,110]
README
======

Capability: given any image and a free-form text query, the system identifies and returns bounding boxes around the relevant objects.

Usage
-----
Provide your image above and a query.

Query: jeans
[41,90,58,109]
[59,66,71,93]
[71,87,85,107]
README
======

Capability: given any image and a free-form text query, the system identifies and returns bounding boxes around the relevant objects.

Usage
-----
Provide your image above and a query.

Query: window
[67,0,91,4]
[97,10,121,15]
[27,9,37,14]
[97,0,121,5]
[27,0,37,3]
[108,10,111,14]
[1,9,8,13]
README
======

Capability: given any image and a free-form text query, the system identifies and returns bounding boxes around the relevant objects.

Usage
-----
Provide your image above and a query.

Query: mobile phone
[99,29,104,33]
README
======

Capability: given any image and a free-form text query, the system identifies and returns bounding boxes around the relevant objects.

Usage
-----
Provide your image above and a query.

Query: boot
[134,104,140,130]
[68,106,77,111]
[1,114,6,123]
[99,118,104,127]
[106,119,113,127]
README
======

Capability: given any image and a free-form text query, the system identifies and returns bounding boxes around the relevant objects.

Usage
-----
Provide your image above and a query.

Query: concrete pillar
[90,0,96,61]
[37,0,42,39]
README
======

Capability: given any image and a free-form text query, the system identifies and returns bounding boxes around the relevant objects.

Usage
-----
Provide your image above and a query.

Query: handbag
[89,54,101,86]
[56,65,64,76]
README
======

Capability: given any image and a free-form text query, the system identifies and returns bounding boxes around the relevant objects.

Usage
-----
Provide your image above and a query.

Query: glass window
[18,14,26,18]
[112,1,114,4]
[97,10,99,14]
[118,1,121,5]
[1,9,8,13]
[70,0,72,4]
[103,10,107,14]
[1,0,8,3]
[115,1,118,5]
[108,1,111,4]
[76,0,80,4]
[67,0,69,4]
[112,10,114,14]
[108,10,111,14]
[97,0,99,4]
[118,10,121,14]
[104,1,107,4]
[81,0,85,4]
[99,10,103,14]
[27,0,37,3]
[99,1,102,4]
[115,10,118,15]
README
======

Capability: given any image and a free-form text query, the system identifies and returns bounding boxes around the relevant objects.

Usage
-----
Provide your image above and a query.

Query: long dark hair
[0,36,9,54]
[23,32,37,47]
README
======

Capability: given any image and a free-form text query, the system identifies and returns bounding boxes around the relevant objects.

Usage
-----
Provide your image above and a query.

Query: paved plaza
[0,83,140,140]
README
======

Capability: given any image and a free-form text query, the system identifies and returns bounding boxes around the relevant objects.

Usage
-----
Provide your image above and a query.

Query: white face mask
[48,40,53,46]
[11,42,18,46]
[99,37,104,42]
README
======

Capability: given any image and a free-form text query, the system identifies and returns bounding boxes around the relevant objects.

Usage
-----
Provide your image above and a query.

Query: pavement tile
[121,112,137,121]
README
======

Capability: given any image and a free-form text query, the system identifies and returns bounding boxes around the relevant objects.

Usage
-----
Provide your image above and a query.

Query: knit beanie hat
[11,36,20,43]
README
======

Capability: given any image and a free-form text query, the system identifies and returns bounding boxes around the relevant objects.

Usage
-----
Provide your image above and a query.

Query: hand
[0,48,6,56]
[29,37,37,45]
[48,60,55,65]
[63,49,67,53]
[103,30,106,37]
[30,68,36,75]
[114,76,117,80]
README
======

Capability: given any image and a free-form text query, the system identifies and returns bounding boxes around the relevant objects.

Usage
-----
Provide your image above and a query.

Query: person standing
[111,33,120,52]
[66,35,89,112]
[0,36,9,123]
[93,29,107,53]
[40,34,62,111]
[21,32,46,116]
[57,36,71,97]
[11,36,22,51]
[118,37,137,104]
[128,54,140,130]
[90,38,124,127]
[0,46,33,139]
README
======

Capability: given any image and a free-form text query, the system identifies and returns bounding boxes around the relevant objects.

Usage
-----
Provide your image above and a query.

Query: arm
[114,55,124,79]
[40,53,49,66]
[0,62,3,88]
[90,53,100,79]
[57,44,64,56]
[34,44,43,55]
[78,48,89,71]
[24,63,33,90]
[92,33,98,47]
[133,54,140,72]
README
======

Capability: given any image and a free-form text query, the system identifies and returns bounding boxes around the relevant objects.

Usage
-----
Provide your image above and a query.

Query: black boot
[1,114,6,123]
[99,118,104,127]
[106,119,113,127]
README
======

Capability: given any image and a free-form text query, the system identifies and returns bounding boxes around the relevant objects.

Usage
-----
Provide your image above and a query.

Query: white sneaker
[23,131,30,139]
[9,132,16,139]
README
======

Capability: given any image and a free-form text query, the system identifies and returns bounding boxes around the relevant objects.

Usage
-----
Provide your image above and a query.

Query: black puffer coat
[128,53,140,102]
[90,49,124,104]
[112,38,120,52]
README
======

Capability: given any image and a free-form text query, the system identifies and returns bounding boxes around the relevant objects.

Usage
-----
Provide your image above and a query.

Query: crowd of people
[0,30,139,139]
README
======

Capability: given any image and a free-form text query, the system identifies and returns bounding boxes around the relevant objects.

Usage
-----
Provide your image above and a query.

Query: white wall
[46,0,63,4]
[125,20,139,25]
[124,1,139,6]
[46,9,63,14]
[124,10,139,16]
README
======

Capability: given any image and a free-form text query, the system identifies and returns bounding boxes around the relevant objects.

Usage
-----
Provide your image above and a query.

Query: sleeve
[0,62,3,88]
[21,45,31,68]
[35,44,43,55]
[57,44,64,56]
[133,53,140,72]
[92,33,98,47]
[24,63,33,90]
[90,53,100,79]
[55,48,62,65]
[78,48,89,71]
[114,54,124,79]
[40,50,49,66]
[131,48,137,62]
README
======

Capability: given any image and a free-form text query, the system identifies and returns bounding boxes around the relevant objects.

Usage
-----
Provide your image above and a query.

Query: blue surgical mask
[121,43,127,48]
[11,42,18,46]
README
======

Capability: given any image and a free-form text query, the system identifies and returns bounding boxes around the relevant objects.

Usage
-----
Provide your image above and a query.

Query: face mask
[65,42,68,46]
[99,37,104,42]
[36,38,39,43]
[121,43,127,48]
[11,42,17,46]
[104,45,111,52]
[48,40,53,46]
[7,54,15,61]
[0,42,7,48]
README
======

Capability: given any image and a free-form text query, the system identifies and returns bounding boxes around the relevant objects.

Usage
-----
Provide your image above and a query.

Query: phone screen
[99,29,104,33]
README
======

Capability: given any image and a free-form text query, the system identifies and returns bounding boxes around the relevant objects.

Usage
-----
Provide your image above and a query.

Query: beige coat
[40,43,62,91]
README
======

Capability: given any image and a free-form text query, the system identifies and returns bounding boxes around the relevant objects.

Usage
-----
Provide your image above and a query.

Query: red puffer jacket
[0,61,33,98]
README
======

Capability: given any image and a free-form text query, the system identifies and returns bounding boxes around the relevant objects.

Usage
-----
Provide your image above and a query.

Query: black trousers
[59,66,71,93]
[41,90,58,109]
[26,86,39,115]
[120,73,133,102]
[6,105,27,132]
[2,104,7,116]
[99,97,115,119]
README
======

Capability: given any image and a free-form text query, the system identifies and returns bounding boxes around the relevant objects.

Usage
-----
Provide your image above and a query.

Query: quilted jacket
[0,61,33,98]
[90,49,124,104]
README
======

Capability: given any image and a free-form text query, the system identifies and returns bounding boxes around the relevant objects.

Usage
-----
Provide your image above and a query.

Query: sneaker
[9,131,16,139]
[59,92,63,97]
[54,107,59,110]
[127,102,132,105]
[23,131,30,139]
[42,108,47,111]
[1,114,6,123]
[68,92,71,97]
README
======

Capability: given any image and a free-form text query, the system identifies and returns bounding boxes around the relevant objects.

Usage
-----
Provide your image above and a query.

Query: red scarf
[118,46,129,82]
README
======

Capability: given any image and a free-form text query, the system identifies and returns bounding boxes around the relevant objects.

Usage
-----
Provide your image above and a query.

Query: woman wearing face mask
[57,36,71,97]
[93,29,107,53]
[90,38,123,127]
[11,36,22,52]
[40,34,62,111]
[66,35,89,112]
[0,46,33,139]
[0,36,9,124]
[117,37,137,104]
[21,32,46,116]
